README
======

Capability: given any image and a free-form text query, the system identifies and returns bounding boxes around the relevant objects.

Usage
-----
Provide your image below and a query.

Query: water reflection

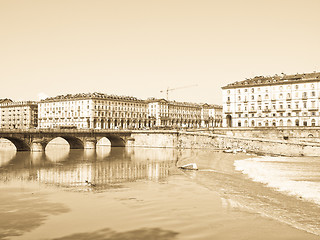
[0,149,16,167]
[96,146,111,159]
[0,147,178,190]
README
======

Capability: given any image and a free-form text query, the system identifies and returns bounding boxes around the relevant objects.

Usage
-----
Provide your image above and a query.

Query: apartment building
[222,72,320,127]
[38,93,149,129]
[38,93,222,129]
[147,98,222,128]
[0,101,38,129]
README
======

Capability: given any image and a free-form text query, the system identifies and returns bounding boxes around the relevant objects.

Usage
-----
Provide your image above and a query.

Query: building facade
[38,93,149,129]
[147,98,222,128]
[222,72,320,127]
[38,93,222,129]
[0,101,38,129]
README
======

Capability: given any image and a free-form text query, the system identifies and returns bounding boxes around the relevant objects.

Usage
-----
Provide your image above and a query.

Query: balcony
[248,110,257,113]
[308,108,318,111]
[292,108,301,112]
[276,109,285,112]
[286,98,292,101]
[262,109,271,113]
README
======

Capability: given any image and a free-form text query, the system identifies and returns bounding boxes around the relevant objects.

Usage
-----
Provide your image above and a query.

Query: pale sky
[1,0,320,104]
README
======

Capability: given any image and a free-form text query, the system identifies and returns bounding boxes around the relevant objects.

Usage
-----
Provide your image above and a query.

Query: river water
[0,140,319,240]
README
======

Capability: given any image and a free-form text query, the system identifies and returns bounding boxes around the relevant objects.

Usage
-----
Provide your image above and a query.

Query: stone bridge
[0,129,134,152]
[2,128,320,156]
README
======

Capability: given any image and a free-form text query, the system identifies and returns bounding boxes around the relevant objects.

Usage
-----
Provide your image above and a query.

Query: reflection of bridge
[0,148,176,187]
[0,129,134,151]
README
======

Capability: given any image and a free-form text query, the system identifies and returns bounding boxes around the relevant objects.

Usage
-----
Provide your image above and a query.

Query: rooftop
[42,92,143,102]
[222,72,320,89]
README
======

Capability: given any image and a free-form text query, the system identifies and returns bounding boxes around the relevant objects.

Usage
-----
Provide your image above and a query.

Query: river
[0,139,319,240]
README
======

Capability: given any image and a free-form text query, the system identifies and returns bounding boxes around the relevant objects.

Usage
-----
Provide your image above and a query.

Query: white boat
[179,163,198,170]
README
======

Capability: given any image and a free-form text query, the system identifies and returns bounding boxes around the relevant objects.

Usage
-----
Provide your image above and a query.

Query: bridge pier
[84,138,97,149]
[31,139,48,152]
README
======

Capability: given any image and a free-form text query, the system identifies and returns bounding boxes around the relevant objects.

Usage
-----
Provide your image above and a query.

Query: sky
[1,0,320,105]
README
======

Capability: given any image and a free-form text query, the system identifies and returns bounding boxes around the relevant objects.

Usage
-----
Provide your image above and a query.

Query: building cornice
[221,72,320,89]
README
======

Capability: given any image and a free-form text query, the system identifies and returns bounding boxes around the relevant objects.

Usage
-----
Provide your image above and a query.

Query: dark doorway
[226,115,232,127]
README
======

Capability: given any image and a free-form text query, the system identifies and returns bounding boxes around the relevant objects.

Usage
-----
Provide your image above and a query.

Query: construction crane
[160,84,198,100]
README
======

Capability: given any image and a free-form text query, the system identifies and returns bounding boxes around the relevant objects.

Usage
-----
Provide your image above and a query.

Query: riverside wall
[213,127,320,143]
[130,130,320,157]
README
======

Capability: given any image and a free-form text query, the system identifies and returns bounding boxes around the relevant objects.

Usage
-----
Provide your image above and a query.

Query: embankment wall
[130,131,320,157]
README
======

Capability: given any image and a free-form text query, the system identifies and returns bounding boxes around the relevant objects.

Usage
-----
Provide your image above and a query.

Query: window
[303,92,307,98]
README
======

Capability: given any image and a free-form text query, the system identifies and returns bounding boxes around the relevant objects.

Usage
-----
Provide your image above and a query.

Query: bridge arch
[103,135,126,147]
[62,136,84,149]
[0,137,31,151]
[46,136,84,150]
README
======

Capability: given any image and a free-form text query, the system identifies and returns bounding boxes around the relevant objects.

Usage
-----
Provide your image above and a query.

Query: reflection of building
[0,101,38,129]
[36,161,174,186]
[222,72,320,127]
[38,93,222,129]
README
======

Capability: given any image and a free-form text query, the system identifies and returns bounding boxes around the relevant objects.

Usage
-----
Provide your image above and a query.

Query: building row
[222,72,320,127]
[0,93,222,130]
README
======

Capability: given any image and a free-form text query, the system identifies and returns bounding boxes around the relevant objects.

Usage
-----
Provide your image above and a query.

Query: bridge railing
[0,128,134,134]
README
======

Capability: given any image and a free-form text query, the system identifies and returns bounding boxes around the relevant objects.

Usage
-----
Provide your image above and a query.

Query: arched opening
[97,137,111,146]
[62,136,84,149]
[96,137,111,159]
[46,137,70,151]
[45,137,70,162]
[287,119,292,126]
[0,138,17,166]
[105,135,126,147]
[311,119,316,127]
[0,137,30,151]
[251,120,255,127]
[295,119,299,126]
[279,119,284,126]
[226,115,232,127]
